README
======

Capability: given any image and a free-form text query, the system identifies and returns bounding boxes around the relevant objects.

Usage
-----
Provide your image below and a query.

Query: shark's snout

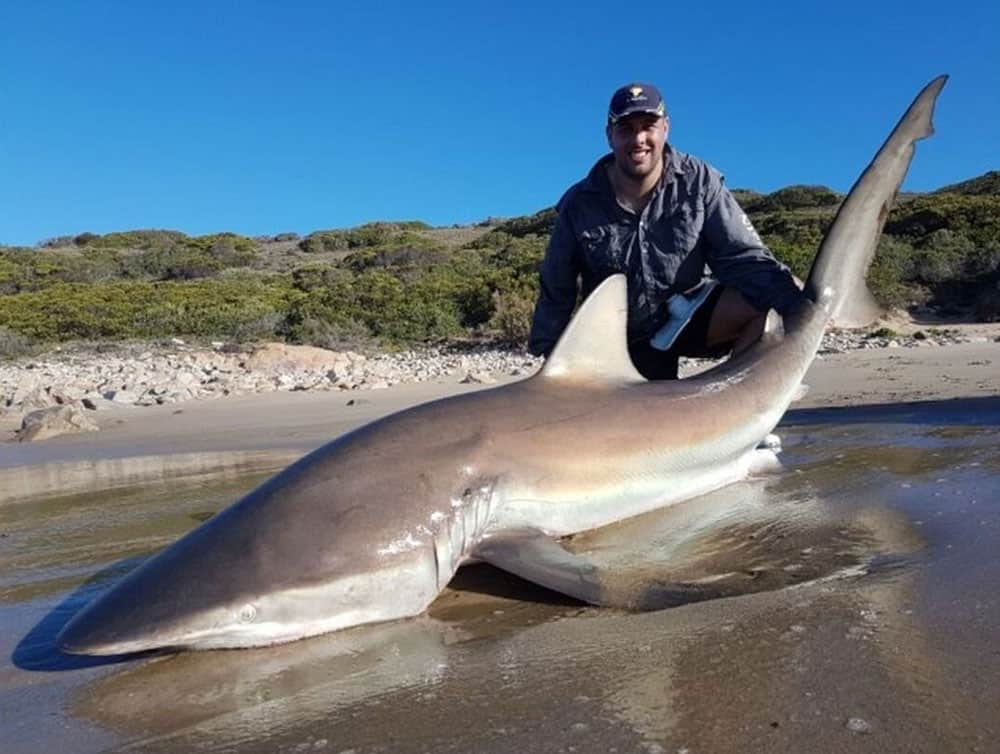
[57,621,150,656]
[57,588,192,656]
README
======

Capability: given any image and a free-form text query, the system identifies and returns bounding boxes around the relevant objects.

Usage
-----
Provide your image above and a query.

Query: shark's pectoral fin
[473,529,606,605]
[474,530,717,611]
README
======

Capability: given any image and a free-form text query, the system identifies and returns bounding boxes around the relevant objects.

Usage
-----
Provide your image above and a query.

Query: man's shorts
[628,284,727,380]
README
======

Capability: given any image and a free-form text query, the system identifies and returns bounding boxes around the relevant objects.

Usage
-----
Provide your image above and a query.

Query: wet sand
[2,340,999,753]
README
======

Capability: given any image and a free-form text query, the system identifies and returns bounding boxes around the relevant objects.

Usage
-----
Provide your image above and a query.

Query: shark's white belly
[492,438,775,538]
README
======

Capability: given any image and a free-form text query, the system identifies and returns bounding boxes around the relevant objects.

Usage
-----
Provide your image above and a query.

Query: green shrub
[341,245,450,274]
[73,232,101,246]
[754,211,830,251]
[0,247,125,291]
[731,188,765,211]
[62,230,260,282]
[764,238,816,280]
[867,236,922,308]
[0,326,36,360]
[290,264,354,293]
[752,185,841,212]
[484,236,545,280]
[187,232,258,255]
[39,236,75,248]
[229,312,287,343]
[934,171,1000,196]
[92,229,187,250]
[487,288,535,344]
[888,195,1000,246]
[0,278,293,341]
[118,240,256,282]
[353,269,464,342]
[292,316,378,352]
[974,284,1000,322]
[474,209,557,247]
[909,229,975,284]
[868,327,898,338]
[299,222,432,254]
[160,250,225,280]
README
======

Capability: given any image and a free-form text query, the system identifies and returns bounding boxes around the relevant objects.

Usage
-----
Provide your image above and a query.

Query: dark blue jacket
[528,147,804,356]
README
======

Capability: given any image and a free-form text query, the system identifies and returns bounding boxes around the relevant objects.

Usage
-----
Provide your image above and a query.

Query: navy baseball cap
[608,83,666,124]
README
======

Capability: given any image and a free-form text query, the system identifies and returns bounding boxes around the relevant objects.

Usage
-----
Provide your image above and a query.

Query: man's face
[606,114,669,180]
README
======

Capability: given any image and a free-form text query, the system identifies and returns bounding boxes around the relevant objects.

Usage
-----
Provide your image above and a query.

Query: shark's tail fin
[805,76,947,328]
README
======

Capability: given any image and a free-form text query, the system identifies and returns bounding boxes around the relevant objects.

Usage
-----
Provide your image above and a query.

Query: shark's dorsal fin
[541,275,645,383]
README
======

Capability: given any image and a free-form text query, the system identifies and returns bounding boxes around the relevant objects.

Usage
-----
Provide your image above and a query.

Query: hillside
[1,172,997,356]
[934,171,1000,196]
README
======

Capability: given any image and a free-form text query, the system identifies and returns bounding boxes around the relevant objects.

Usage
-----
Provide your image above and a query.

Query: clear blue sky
[2,1,997,246]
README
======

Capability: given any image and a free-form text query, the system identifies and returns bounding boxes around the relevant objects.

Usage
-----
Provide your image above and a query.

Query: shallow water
[2,400,999,753]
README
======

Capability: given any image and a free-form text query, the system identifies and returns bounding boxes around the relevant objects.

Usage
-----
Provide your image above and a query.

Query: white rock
[460,371,496,385]
[18,386,58,412]
[81,393,118,411]
[161,389,194,404]
[845,717,871,734]
[243,343,344,372]
[18,405,100,442]
[104,389,141,404]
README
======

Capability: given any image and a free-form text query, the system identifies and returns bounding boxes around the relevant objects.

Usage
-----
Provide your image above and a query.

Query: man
[528,82,804,379]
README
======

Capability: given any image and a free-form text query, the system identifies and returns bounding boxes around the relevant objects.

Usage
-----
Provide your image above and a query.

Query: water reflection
[73,618,453,743]
[12,558,151,672]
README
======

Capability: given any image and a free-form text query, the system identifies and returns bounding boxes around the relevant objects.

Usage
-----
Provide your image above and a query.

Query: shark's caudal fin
[541,275,645,383]
[805,76,947,328]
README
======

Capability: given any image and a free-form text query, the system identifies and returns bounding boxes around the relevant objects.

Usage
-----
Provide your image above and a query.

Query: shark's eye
[238,603,257,623]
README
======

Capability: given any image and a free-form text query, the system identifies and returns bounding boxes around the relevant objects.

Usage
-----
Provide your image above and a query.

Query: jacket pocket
[665,204,705,253]
[579,225,623,274]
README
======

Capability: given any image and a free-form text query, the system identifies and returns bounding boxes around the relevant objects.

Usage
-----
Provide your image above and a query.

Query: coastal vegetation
[1,172,997,355]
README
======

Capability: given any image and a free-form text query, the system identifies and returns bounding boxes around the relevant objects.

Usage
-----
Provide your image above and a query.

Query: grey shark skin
[58,76,946,655]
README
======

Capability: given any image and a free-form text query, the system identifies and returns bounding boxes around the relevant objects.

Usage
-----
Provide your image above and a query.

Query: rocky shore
[2,325,996,441]
[0,341,541,440]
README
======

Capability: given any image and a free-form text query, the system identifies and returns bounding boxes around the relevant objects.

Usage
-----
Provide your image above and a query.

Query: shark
[58,76,946,655]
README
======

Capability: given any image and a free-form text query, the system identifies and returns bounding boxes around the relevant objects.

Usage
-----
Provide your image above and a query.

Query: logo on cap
[609,82,666,123]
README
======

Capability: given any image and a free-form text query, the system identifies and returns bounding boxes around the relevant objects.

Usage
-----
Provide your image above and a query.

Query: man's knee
[706,287,766,349]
